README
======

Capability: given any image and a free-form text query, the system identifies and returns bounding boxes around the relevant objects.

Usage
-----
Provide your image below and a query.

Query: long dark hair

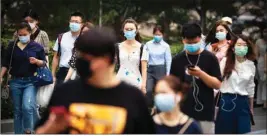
[223,34,256,79]
[205,20,236,51]
[121,18,142,42]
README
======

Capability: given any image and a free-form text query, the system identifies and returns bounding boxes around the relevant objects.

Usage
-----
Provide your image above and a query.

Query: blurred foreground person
[215,35,256,134]
[170,23,222,134]
[153,75,202,134]
[35,27,155,134]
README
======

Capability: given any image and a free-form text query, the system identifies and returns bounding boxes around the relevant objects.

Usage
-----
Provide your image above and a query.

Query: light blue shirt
[144,40,172,75]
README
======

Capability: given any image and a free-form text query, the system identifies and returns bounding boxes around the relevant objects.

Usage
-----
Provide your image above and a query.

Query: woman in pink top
[205,21,236,62]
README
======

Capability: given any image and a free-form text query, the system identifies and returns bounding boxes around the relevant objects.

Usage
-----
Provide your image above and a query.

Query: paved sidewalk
[1,107,266,134]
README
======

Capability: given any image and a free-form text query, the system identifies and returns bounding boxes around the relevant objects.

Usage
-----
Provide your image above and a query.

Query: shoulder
[29,41,43,49]
[172,51,185,61]
[161,40,170,47]
[245,60,256,71]
[145,40,154,45]
[187,119,203,134]
[153,114,162,125]
[39,30,49,36]
[201,50,217,60]
[52,80,81,97]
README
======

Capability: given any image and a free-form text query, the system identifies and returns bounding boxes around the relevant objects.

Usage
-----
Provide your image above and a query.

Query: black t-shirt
[170,50,222,121]
[35,79,155,134]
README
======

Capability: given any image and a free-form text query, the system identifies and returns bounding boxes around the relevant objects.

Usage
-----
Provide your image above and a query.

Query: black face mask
[75,57,93,80]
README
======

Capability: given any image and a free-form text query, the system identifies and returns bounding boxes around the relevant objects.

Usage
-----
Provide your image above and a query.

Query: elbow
[213,81,222,90]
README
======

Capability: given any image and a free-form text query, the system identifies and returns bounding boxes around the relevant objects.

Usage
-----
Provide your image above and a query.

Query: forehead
[124,23,136,29]
[155,81,173,93]
[216,25,226,30]
[24,16,35,21]
[236,38,246,44]
[184,37,201,43]
[70,16,82,21]
[18,28,30,34]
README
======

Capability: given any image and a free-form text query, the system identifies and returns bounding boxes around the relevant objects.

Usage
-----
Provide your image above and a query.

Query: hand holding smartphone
[187,65,196,71]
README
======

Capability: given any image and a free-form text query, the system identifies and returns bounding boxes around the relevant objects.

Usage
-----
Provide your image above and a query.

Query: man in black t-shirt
[35,27,155,134]
[170,23,222,134]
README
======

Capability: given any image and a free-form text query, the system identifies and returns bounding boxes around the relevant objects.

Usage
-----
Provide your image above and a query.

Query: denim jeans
[9,77,38,134]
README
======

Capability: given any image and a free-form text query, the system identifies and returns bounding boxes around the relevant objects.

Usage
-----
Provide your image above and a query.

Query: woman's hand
[29,57,39,64]
[141,83,146,95]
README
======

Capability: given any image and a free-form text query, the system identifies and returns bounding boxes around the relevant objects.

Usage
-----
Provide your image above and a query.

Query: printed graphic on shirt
[69,103,127,134]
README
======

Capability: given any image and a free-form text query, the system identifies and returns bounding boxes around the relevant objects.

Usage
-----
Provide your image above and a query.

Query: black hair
[75,27,117,64]
[181,23,202,39]
[70,11,84,22]
[17,21,32,33]
[153,25,164,34]
[23,9,39,20]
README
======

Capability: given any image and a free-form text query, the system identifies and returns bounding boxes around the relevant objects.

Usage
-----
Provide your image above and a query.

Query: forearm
[249,97,254,109]
[36,59,45,67]
[141,61,148,85]
[65,68,74,81]
[1,67,7,78]
[199,71,221,89]
[52,56,59,77]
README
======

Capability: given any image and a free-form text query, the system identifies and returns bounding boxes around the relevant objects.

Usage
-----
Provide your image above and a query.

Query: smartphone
[50,106,68,115]
[187,65,195,70]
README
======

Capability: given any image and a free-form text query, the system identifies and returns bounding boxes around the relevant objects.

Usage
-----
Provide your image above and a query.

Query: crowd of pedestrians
[1,10,266,134]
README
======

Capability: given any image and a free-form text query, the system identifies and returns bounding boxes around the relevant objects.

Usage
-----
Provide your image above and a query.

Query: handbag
[36,82,55,107]
[35,65,53,87]
[1,40,17,99]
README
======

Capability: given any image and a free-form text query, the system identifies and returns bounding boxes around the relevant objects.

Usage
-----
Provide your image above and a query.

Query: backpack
[57,33,64,56]
[115,43,144,74]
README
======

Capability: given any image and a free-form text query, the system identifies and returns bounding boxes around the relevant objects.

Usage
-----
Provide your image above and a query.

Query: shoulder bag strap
[178,118,193,134]
[57,33,64,56]
[139,44,144,74]
[5,39,17,85]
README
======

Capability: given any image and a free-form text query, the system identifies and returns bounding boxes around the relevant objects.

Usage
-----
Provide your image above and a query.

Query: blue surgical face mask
[184,42,201,53]
[69,22,81,32]
[155,94,176,112]
[215,32,227,41]
[18,35,30,44]
[154,35,163,43]
[124,30,136,40]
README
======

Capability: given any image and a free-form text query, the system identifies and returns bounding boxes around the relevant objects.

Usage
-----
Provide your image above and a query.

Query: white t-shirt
[53,31,77,68]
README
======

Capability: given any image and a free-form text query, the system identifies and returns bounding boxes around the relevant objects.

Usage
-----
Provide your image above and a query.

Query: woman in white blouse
[115,18,148,94]
[215,35,256,134]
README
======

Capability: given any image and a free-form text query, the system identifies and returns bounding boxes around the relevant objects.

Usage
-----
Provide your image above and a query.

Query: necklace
[185,51,200,66]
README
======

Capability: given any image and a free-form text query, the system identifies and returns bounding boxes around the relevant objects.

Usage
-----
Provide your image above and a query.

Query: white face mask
[29,22,36,30]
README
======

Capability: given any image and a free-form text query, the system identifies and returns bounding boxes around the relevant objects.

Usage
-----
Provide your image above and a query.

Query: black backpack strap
[57,33,64,56]
[114,43,120,73]
[139,44,144,75]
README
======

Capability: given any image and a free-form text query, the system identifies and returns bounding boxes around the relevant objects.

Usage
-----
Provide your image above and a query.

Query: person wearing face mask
[170,23,222,134]
[115,18,148,94]
[52,12,84,86]
[143,25,172,109]
[215,35,256,134]
[64,22,95,82]
[1,22,46,134]
[13,10,50,65]
[34,27,155,134]
[205,20,236,62]
[255,28,267,109]
[153,75,203,134]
